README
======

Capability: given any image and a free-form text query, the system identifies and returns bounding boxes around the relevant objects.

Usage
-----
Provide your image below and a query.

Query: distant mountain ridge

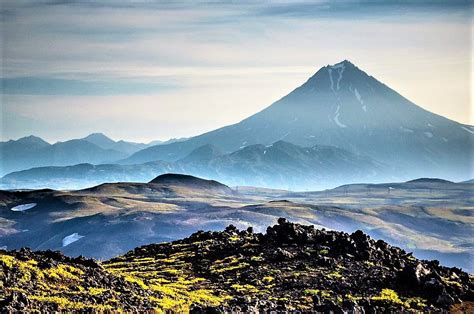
[0,133,183,176]
[1,141,383,190]
[81,133,150,155]
[182,140,384,189]
[0,136,127,176]
[120,60,473,181]
[178,144,223,163]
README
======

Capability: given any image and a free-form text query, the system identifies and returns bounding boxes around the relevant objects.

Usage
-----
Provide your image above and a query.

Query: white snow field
[11,203,37,212]
[62,233,85,247]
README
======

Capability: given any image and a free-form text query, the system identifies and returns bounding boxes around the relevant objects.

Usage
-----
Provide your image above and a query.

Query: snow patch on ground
[62,233,84,247]
[11,203,37,212]
[424,131,433,138]
[442,137,448,142]
[263,150,267,155]
[461,126,474,134]
[334,106,347,128]
[362,105,367,112]
[400,126,414,133]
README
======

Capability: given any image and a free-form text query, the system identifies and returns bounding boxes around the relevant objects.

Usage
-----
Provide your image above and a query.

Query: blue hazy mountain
[82,133,150,155]
[178,144,224,163]
[180,141,383,189]
[0,136,128,176]
[0,133,182,176]
[1,141,383,190]
[121,60,473,181]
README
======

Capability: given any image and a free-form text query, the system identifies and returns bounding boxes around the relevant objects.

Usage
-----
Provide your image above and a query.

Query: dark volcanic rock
[1,219,473,312]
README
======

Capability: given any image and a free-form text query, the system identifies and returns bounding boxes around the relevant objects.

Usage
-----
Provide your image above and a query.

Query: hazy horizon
[1,1,472,143]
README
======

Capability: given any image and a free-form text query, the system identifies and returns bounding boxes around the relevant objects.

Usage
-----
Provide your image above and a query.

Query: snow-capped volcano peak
[303,60,371,93]
[329,59,353,68]
[123,60,473,182]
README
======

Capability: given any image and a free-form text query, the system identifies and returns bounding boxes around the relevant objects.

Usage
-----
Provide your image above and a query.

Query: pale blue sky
[1,0,472,142]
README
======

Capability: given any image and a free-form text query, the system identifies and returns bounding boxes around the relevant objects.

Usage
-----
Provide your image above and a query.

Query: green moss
[162,268,181,275]
[28,295,113,310]
[250,255,264,262]
[149,282,228,311]
[150,278,171,284]
[371,289,403,306]
[150,295,187,311]
[405,297,427,309]
[326,271,343,280]
[364,261,375,267]
[51,265,83,281]
[87,287,108,296]
[124,275,149,289]
[210,256,249,273]
[304,289,331,299]
[262,276,274,284]
[0,254,14,268]
[442,277,462,289]
[170,251,192,258]
[346,294,362,302]
[212,263,249,273]
[231,284,259,294]
[156,257,177,263]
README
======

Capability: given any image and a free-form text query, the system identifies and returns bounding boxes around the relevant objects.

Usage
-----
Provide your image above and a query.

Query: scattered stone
[1,219,473,312]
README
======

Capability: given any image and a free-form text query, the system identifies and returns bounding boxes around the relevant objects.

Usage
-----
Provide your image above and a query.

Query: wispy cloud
[1,76,179,95]
[256,0,471,19]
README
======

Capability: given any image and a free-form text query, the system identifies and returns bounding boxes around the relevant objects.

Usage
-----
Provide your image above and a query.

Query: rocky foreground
[1,219,473,312]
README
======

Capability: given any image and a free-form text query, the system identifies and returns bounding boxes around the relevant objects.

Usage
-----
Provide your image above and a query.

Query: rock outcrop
[1,219,473,312]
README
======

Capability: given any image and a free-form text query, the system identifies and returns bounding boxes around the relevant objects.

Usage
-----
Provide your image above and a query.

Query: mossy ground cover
[1,219,473,312]
[0,251,121,311]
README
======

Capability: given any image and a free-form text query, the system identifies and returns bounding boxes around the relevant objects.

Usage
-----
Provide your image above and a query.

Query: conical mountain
[82,133,116,149]
[82,133,149,155]
[122,60,473,181]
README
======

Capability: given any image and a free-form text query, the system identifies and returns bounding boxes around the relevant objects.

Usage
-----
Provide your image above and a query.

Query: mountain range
[0,141,384,190]
[0,133,185,177]
[1,60,472,189]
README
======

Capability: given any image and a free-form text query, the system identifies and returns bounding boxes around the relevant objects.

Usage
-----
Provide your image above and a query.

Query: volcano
[122,60,473,181]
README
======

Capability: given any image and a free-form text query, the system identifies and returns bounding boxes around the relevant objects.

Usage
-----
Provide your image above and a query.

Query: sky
[1,0,472,143]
